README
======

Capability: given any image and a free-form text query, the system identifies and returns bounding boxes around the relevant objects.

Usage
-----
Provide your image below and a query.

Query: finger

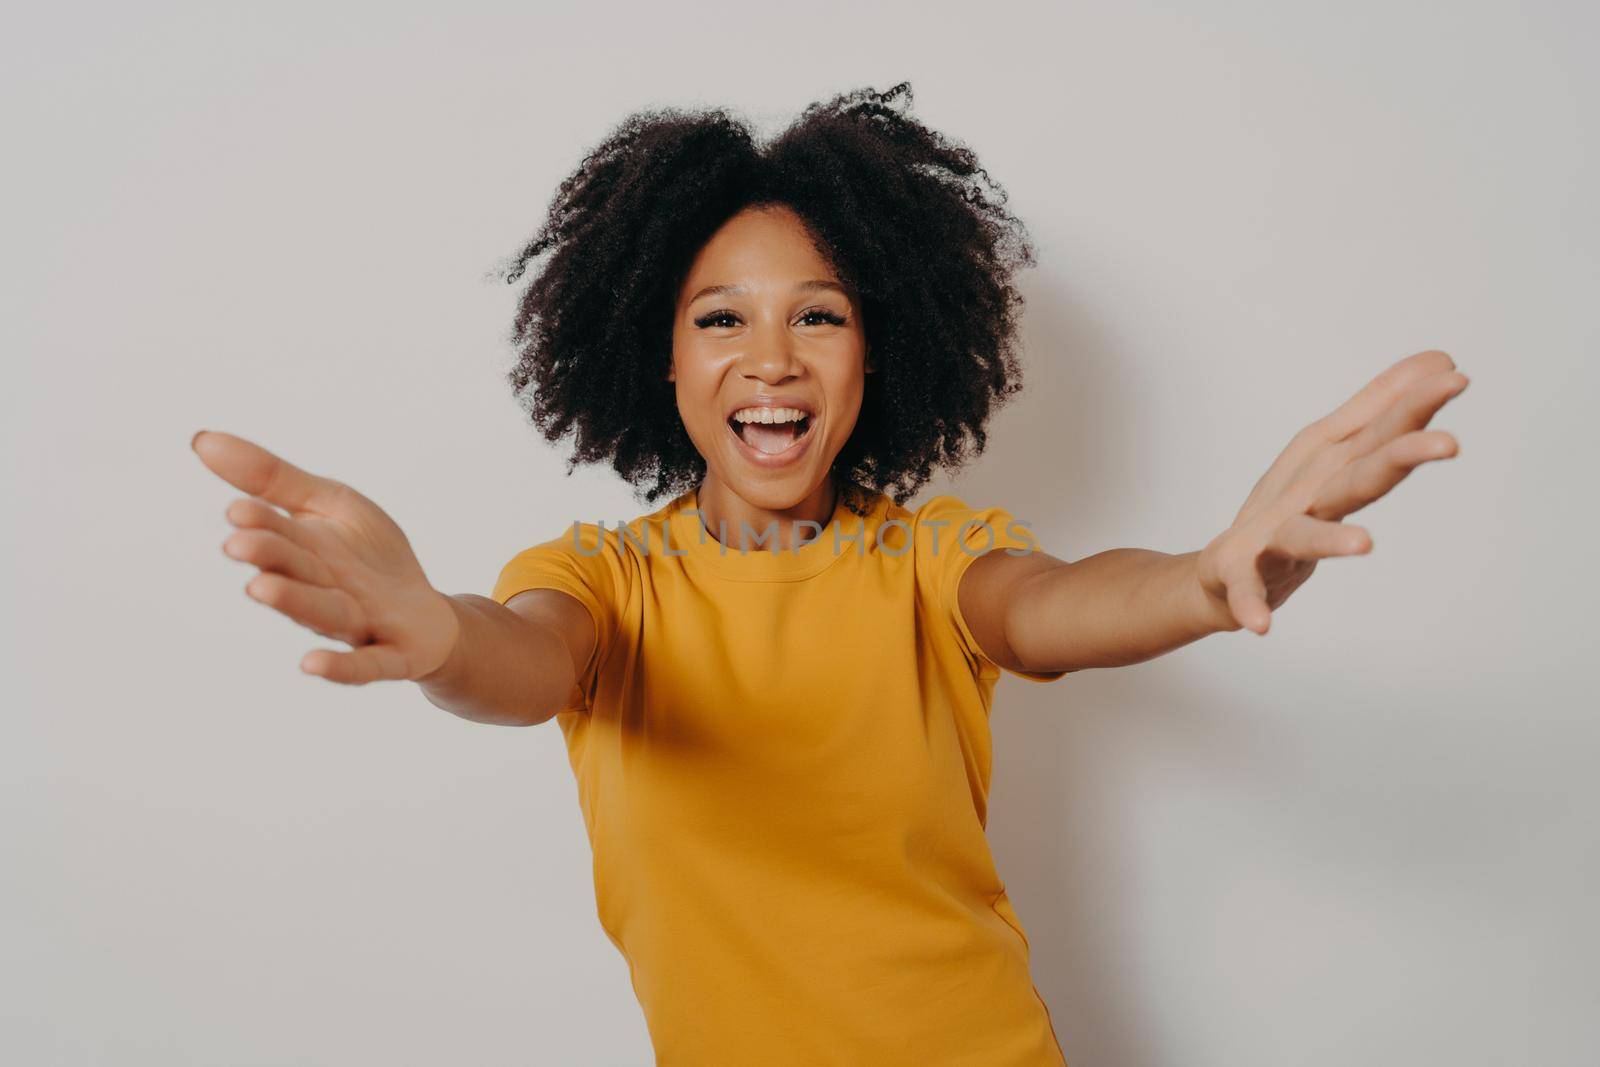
[224,495,303,541]
[223,496,353,571]
[1222,553,1273,635]
[1271,513,1373,561]
[1338,370,1468,461]
[1310,350,1458,446]
[1310,428,1459,520]
[244,572,368,645]
[1232,357,1463,524]
[192,430,345,515]
[300,644,412,685]
[223,527,337,587]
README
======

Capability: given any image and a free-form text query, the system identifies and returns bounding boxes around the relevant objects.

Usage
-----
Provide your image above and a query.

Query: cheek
[831,356,869,402]
[667,346,709,393]
[667,358,725,434]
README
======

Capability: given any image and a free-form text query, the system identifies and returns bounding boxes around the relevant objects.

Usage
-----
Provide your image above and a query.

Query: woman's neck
[695,474,838,552]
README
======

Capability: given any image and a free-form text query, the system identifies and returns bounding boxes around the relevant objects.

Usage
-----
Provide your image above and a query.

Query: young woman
[191,82,1468,1066]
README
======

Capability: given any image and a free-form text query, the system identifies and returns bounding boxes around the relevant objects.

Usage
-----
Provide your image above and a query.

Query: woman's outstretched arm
[416,589,592,727]
[190,429,584,726]
[961,545,1233,675]
[961,349,1470,675]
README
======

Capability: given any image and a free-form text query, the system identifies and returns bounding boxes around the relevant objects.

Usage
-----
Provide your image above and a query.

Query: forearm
[415,594,577,727]
[1006,549,1240,673]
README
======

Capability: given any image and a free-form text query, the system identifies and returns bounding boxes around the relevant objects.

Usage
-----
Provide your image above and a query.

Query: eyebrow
[686,279,848,305]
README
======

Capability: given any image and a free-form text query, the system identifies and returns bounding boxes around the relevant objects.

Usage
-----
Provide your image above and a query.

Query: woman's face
[669,203,870,513]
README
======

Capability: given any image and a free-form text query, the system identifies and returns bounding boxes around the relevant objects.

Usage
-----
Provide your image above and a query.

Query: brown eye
[799,309,847,326]
[694,311,739,328]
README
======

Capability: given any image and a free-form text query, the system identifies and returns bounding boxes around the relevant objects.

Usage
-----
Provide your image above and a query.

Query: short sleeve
[912,495,1068,684]
[491,521,629,712]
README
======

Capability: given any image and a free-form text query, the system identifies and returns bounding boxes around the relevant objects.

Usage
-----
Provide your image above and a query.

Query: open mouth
[727,413,814,457]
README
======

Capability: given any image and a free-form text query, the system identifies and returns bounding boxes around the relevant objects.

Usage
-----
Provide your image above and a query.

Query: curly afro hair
[493,81,1037,517]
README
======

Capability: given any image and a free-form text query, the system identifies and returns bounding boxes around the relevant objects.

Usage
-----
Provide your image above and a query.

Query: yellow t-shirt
[492,486,1069,1066]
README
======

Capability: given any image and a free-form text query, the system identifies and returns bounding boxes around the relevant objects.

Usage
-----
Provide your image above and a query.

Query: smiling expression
[668,203,872,515]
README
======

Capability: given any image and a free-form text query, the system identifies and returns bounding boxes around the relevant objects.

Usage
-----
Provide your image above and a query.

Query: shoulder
[905,494,1069,681]
[503,492,682,569]
[491,495,676,610]
[904,493,1045,565]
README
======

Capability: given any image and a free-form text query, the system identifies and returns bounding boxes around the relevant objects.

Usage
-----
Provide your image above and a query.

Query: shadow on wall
[968,274,1542,1066]
[965,276,1277,1067]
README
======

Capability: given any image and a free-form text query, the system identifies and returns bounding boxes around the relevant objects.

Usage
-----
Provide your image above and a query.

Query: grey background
[4,1,1594,1064]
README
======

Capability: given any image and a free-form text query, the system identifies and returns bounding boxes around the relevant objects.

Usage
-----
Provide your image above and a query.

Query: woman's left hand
[1195,349,1469,635]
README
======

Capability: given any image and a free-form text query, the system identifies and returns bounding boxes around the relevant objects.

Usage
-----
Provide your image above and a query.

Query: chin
[720,474,821,510]
[709,456,838,513]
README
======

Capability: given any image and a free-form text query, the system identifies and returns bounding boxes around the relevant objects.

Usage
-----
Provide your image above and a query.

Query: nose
[735,319,801,385]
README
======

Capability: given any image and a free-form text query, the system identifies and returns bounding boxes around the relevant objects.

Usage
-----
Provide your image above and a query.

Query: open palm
[191,430,459,684]
[1196,349,1470,635]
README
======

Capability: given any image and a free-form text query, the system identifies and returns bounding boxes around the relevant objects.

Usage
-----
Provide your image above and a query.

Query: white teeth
[731,407,808,425]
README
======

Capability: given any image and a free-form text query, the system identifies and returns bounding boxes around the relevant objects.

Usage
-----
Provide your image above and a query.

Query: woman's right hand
[191,429,462,685]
